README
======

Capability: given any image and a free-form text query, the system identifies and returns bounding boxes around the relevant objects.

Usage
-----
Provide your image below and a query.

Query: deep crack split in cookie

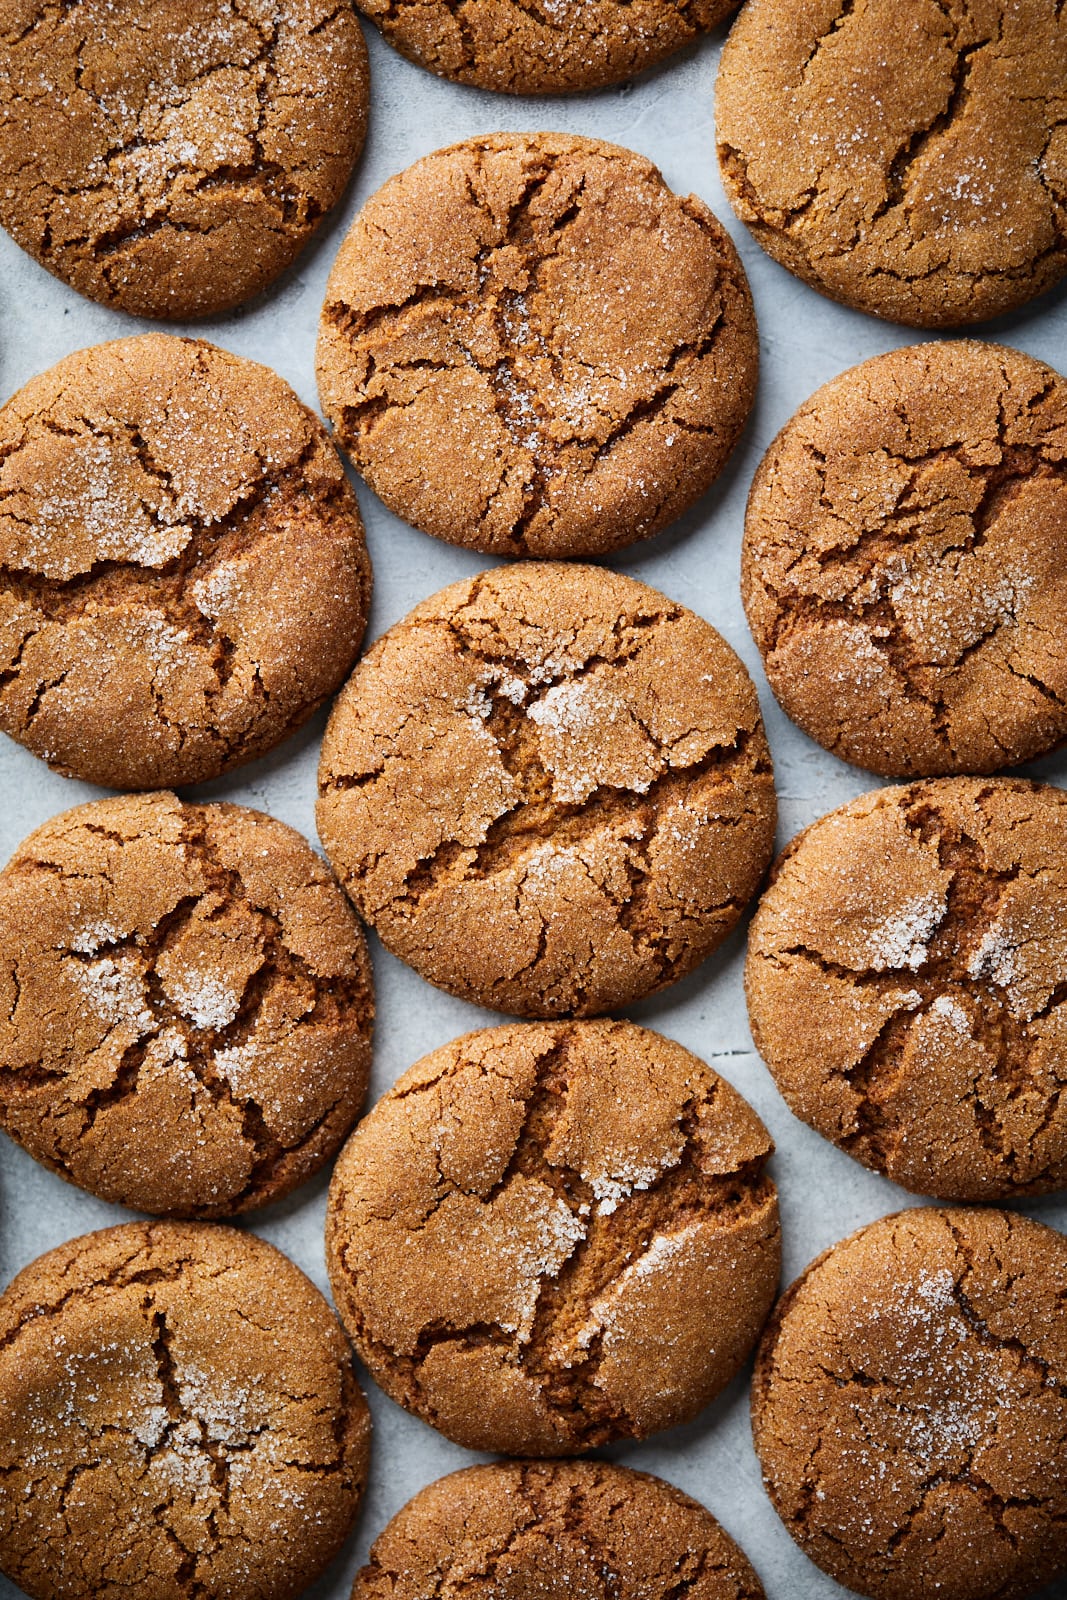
[716,0,1067,327]
[326,1020,780,1455]
[741,341,1067,777]
[746,777,1067,1201]
[0,0,369,318]
[0,1222,371,1600]
[316,563,777,1018]
[0,792,374,1217]
[0,334,371,790]
[317,133,758,559]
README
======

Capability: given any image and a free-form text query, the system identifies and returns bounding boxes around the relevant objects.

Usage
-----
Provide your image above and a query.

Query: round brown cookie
[0,792,374,1217]
[716,0,1067,327]
[742,341,1067,777]
[352,0,739,94]
[752,1208,1067,1600]
[317,564,777,1018]
[746,778,1067,1202]
[0,334,371,790]
[327,1019,779,1454]
[0,0,369,319]
[0,1221,371,1600]
[317,133,757,559]
[351,1461,765,1600]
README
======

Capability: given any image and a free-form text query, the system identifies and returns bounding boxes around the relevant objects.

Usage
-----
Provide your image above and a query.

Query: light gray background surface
[1,14,1067,1600]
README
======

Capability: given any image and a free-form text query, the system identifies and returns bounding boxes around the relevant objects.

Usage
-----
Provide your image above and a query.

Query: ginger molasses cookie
[716,0,1067,327]
[0,334,371,790]
[742,342,1067,776]
[747,778,1067,1202]
[352,1462,765,1600]
[317,133,757,559]
[0,1222,371,1600]
[0,792,373,1217]
[752,1208,1067,1600]
[317,564,776,1018]
[0,0,369,319]
[352,0,739,94]
[327,1020,779,1455]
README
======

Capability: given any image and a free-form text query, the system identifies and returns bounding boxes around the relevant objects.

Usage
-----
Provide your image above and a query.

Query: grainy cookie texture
[0,792,374,1217]
[352,0,739,94]
[747,779,1067,1201]
[327,1020,779,1455]
[317,564,777,1018]
[0,334,371,790]
[0,0,369,318]
[752,1208,1067,1600]
[351,1461,766,1600]
[716,0,1067,326]
[317,133,758,559]
[742,341,1067,776]
[0,1222,371,1600]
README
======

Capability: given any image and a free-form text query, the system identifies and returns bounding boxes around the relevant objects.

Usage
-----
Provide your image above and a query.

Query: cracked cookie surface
[747,779,1067,1201]
[352,0,738,94]
[316,563,777,1018]
[316,133,758,559]
[0,791,374,1217]
[0,334,371,790]
[741,341,1067,776]
[716,0,1067,327]
[0,1221,371,1600]
[0,0,369,318]
[351,1460,765,1600]
[752,1208,1067,1600]
[326,1020,779,1454]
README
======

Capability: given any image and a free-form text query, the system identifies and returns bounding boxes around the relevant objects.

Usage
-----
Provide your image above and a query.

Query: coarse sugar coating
[351,1460,765,1600]
[0,0,369,318]
[0,1221,371,1600]
[716,0,1067,327]
[317,132,758,559]
[741,341,1067,776]
[0,334,371,790]
[752,1207,1067,1600]
[326,1019,779,1454]
[351,0,740,94]
[0,791,374,1217]
[746,777,1067,1201]
[316,563,777,1018]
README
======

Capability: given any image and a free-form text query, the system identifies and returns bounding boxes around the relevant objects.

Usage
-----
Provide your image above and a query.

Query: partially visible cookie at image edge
[752,1208,1067,1600]
[318,132,758,559]
[317,562,777,1018]
[352,0,740,95]
[0,0,370,319]
[351,1461,765,1600]
[716,0,1067,327]
[742,340,1067,777]
[327,1019,780,1455]
[0,1221,371,1600]
[0,333,371,790]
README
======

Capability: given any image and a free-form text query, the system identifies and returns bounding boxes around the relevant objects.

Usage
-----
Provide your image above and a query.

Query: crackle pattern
[317,564,777,1018]
[351,1461,765,1600]
[353,0,739,94]
[317,134,758,559]
[0,0,369,318]
[752,1209,1067,1600]
[747,778,1067,1201]
[0,1222,370,1600]
[327,1020,779,1455]
[0,792,374,1217]
[716,0,1067,327]
[0,334,371,790]
[741,342,1067,777]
